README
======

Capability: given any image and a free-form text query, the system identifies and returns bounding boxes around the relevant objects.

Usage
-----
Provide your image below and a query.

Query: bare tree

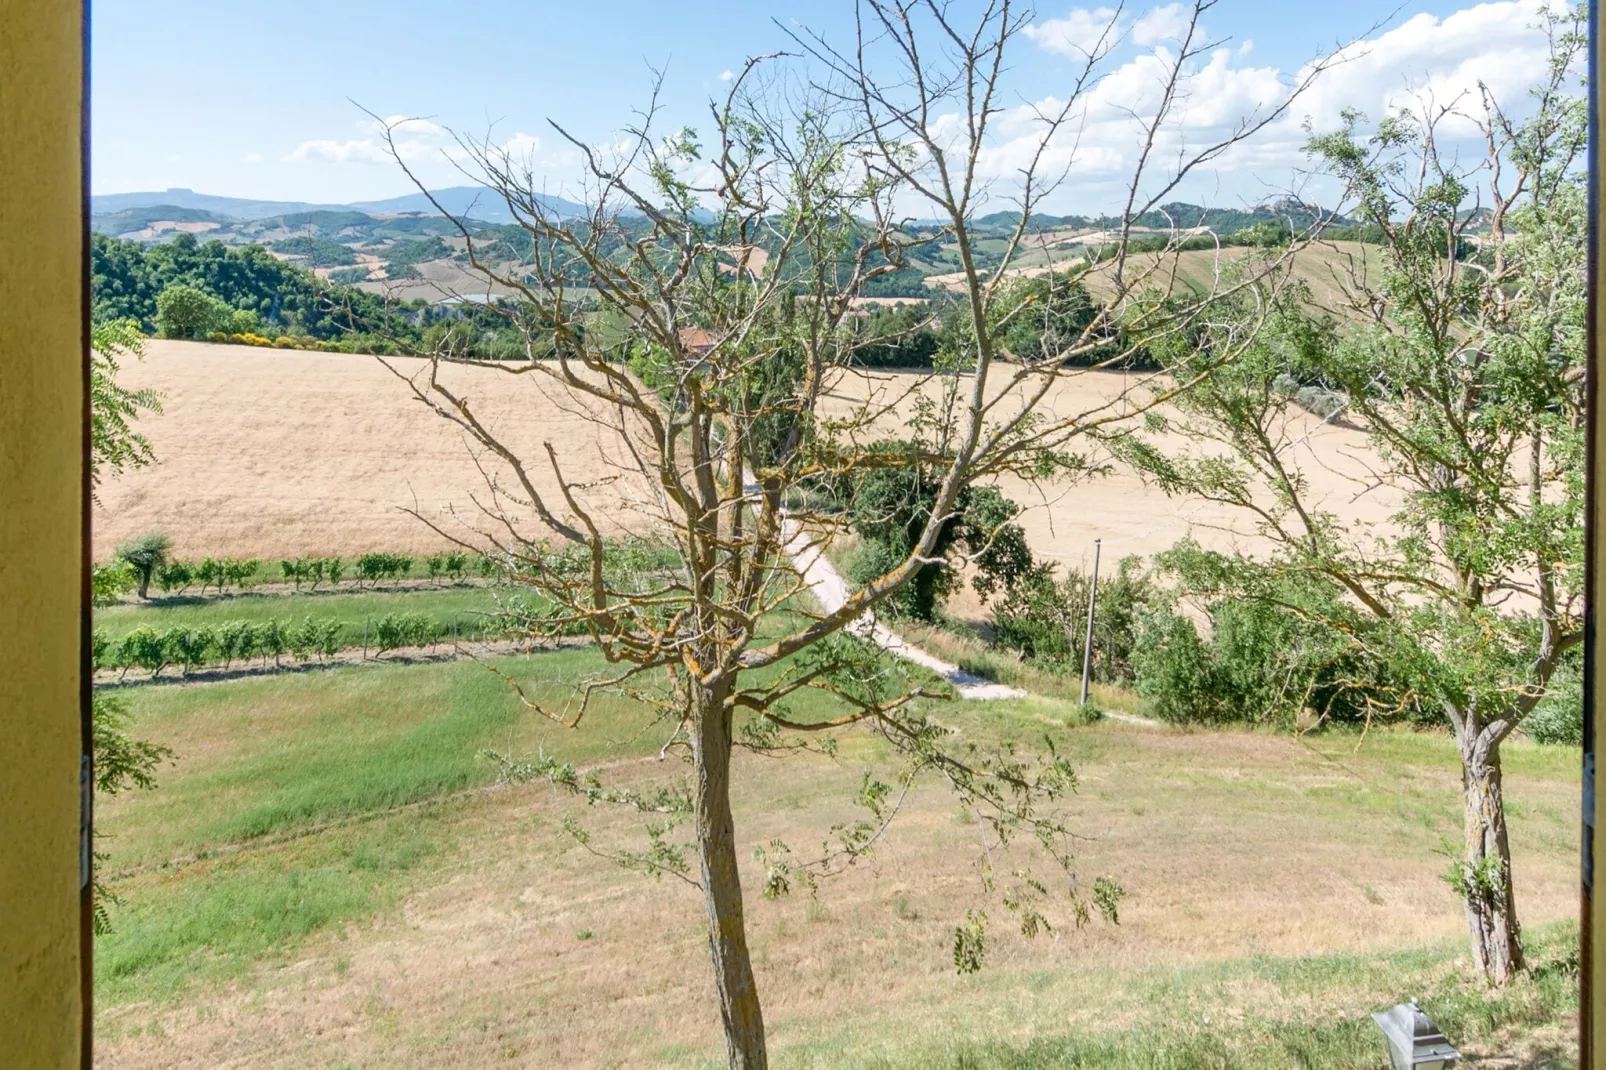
[366,2,1348,1063]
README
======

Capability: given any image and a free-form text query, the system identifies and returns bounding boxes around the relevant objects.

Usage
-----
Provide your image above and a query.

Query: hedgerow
[93,610,507,679]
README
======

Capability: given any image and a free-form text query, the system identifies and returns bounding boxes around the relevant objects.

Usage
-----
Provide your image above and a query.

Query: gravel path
[779,516,1025,701]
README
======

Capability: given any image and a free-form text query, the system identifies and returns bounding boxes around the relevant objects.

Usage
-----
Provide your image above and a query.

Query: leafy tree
[115,531,172,599]
[155,283,232,339]
[1121,9,1586,985]
[847,456,1033,621]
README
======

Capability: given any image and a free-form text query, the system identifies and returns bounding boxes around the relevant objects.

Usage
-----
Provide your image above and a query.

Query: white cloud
[719,69,734,82]
[287,115,461,167]
[990,1,1560,211]
[496,132,543,169]
[242,152,264,164]
[1023,7,1123,60]
[1132,4,1192,46]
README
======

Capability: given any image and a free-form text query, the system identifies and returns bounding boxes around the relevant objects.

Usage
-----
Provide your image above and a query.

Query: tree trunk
[137,569,150,599]
[691,680,767,1069]
[1458,740,1524,985]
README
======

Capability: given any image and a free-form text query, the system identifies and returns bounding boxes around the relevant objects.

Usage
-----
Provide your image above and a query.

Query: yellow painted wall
[0,3,87,1065]
[1591,9,1606,1063]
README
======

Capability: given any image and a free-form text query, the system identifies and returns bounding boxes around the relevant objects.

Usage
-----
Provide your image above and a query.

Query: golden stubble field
[94,341,658,561]
[96,341,1394,575]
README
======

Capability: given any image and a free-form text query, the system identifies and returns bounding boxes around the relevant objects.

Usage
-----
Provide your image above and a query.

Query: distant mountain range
[90,186,586,224]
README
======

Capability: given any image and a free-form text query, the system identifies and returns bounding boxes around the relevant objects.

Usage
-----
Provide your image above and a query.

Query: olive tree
[1122,7,1586,986]
[373,2,1347,1062]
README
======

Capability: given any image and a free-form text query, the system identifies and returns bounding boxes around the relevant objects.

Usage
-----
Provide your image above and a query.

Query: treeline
[92,232,406,341]
[980,543,1581,744]
[849,274,1137,370]
[91,233,533,358]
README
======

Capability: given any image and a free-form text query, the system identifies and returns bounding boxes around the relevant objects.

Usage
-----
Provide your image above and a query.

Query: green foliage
[269,235,359,267]
[91,691,173,933]
[1525,656,1583,745]
[92,231,421,343]
[952,909,987,974]
[116,626,170,677]
[157,560,193,594]
[374,612,442,653]
[357,552,414,585]
[93,692,171,795]
[383,235,450,266]
[991,273,1109,366]
[847,449,1035,621]
[1128,546,1383,728]
[93,563,137,606]
[990,556,1154,679]
[155,283,232,339]
[115,531,171,599]
[90,320,161,496]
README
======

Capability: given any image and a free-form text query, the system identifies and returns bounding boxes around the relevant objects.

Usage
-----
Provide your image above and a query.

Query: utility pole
[1080,538,1102,707]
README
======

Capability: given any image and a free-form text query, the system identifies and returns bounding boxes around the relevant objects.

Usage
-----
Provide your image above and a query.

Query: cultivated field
[925,241,1380,319]
[96,342,1390,580]
[815,362,1398,582]
[94,341,655,560]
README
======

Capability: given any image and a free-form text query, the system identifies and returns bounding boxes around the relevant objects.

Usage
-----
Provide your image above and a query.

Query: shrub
[115,531,171,599]
[155,284,232,340]
[1526,659,1583,745]
[194,557,222,595]
[316,620,344,660]
[166,627,215,676]
[1129,561,1382,728]
[157,560,194,594]
[92,629,113,672]
[373,611,439,653]
[222,558,259,590]
[117,626,169,678]
[1294,384,1348,420]
[357,551,413,585]
[255,620,288,667]
[1130,608,1219,722]
[289,616,322,662]
[216,620,253,668]
[990,556,1154,680]
[93,562,137,606]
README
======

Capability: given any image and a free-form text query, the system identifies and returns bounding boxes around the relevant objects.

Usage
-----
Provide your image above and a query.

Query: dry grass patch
[95,653,1578,1067]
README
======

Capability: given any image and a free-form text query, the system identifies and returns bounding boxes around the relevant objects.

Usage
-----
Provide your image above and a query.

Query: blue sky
[91,1,1557,213]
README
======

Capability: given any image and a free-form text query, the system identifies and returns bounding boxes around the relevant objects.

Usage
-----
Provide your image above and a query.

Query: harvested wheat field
[98,342,1390,575]
[818,364,1399,569]
[94,341,658,561]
